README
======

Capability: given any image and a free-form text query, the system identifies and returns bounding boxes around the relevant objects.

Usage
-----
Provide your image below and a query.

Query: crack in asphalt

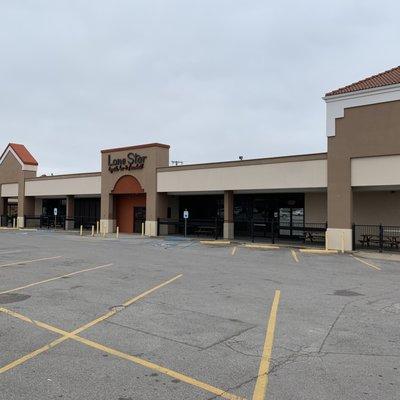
[103,319,204,349]
[318,302,350,353]
[206,375,258,400]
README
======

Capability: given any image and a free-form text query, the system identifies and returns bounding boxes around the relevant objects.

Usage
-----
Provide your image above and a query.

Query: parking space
[0,230,399,399]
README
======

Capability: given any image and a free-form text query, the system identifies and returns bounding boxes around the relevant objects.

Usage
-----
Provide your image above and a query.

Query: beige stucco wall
[354,191,400,225]
[0,151,36,220]
[1,183,18,197]
[304,192,327,223]
[157,159,327,193]
[328,100,400,230]
[351,155,400,187]
[25,176,101,196]
[100,144,169,229]
[34,198,43,215]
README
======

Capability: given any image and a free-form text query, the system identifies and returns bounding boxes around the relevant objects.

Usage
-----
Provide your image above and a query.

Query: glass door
[279,207,304,237]
[279,208,291,236]
[291,208,304,237]
[133,207,146,233]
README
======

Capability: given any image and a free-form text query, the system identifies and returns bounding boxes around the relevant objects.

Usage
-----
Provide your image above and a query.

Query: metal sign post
[53,208,58,228]
[183,209,189,237]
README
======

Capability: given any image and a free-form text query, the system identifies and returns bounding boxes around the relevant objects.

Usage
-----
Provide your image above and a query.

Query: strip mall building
[1,66,400,251]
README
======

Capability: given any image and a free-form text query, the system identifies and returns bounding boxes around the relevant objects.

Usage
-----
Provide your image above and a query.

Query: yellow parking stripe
[0,275,183,372]
[351,255,381,271]
[0,307,243,400]
[0,273,245,400]
[252,290,281,400]
[0,256,62,269]
[73,335,244,400]
[0,274,182,373]
[0,263,114,295]
[0,335,69,374]
[231,246,237,256]
[290,250,299,263]
[73,274,183,335]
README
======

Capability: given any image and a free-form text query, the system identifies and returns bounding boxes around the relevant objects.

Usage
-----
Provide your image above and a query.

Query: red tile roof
[325,66,400,97]
[8,143,38,165]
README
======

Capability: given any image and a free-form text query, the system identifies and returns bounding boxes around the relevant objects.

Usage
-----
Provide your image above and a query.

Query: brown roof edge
[157,152,327,172]
[325,66,400,97]
[1,143,38,165]
[101,143,170,153]
[25,171,101,181]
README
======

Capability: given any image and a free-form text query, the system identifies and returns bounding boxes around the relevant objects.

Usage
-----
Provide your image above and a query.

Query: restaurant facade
[1,66,400,251]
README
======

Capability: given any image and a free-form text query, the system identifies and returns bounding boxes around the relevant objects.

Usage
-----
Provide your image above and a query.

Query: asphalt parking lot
[0,230,399,400]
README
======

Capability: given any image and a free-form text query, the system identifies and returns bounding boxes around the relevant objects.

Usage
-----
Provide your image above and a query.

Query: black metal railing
[24,215,99,230]
[24,215,66,229]
[158,218,223,240]
[72,216,99,229]
[250,219,327,244]
[0,215,14,227]
[353,224,400,252]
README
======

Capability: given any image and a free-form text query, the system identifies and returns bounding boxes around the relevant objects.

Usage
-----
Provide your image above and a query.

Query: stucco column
[17,178,34,229]
[18,197,35,228]
[17,180,25,228]
[327,147,353,251]
[100,193,116,233]
[146,192,168,236]
[65,195,75,230]
[0,198,5,227]
[0,197,4,216]
[223,190,234,240]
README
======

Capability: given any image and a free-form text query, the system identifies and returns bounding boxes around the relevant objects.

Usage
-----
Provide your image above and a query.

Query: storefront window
[234,193,304,237]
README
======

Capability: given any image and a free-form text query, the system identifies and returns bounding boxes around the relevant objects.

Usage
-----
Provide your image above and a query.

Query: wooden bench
[195,226,216,237]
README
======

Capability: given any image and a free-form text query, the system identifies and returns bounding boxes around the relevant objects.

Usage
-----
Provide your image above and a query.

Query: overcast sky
[1,1,399,174]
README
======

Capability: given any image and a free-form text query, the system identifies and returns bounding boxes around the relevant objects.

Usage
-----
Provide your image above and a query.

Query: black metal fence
[72,216,99,229]
[0,215,14,227]
[24,215,66,229]
[157,218,223,239]
[353,224,400,252]
[157,217,325,243]
[250,219,327,244]
[24,215,99,230]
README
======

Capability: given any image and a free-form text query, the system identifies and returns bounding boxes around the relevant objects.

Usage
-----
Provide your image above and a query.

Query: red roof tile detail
[326,66,400,97]
[8,143,38,165]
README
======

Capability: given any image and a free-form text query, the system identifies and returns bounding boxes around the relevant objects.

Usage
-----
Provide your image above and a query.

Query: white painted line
[0,256,63,269]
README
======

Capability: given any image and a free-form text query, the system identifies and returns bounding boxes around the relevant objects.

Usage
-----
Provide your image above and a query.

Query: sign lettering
[108,153,147,173]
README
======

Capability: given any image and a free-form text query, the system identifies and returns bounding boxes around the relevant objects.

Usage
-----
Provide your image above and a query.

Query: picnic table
[359,234,400,249]
[195,226,217,237]
[304,231,326,243]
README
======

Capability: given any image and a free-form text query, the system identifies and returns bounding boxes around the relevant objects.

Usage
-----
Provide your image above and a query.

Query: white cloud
[0,0,399,174]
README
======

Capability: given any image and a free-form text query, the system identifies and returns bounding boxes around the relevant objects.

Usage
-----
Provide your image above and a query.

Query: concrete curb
[353,250,400,263]
[200,240,231,246]
[243,244,280,250]
[299,249,338,254]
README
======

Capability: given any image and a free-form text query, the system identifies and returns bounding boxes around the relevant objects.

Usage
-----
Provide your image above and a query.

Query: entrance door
[133,207,146,233]
[115,194,146,233]
[279,207,304,237]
